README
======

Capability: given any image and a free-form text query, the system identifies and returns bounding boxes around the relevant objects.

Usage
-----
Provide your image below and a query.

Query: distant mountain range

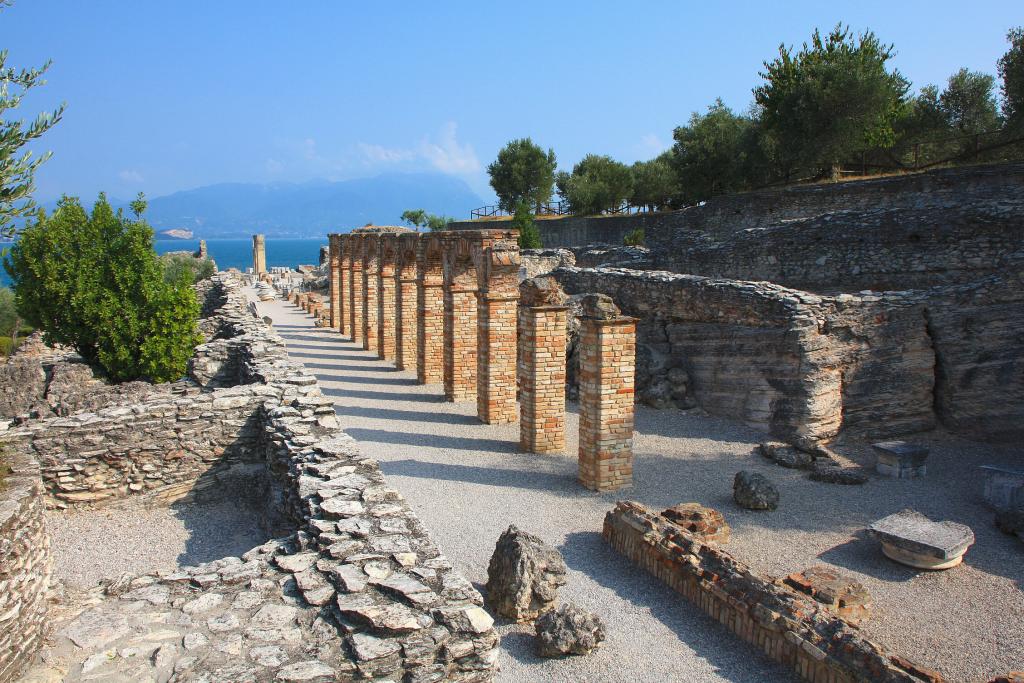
[43,172,484,239]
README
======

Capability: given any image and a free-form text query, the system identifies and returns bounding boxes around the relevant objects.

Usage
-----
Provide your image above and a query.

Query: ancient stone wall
[456,163,1024,293]
[603,501,944,683]
[0,444,51,682]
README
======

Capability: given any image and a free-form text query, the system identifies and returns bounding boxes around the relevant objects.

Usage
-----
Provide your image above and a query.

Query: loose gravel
[262,297,1024,683]
[47,500,272,590]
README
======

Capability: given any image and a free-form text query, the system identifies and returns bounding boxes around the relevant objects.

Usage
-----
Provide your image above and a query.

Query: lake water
[0,237,327,288]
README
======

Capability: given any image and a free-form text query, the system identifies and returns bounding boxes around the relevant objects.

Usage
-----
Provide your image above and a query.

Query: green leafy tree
[159,252,216,284]
[940,68,1000,134]
[512,200,541,249]
[998,27,1024,128]
[400,208,428,231]
[556,154,634,215]
[630,153,676,211]
[5,194,201,382]
[670,100,759,202]
[426,213,453,231]
[754,25,909,178]
[487,138,557,213]
[623,228,645,246]
[1,28,65,238]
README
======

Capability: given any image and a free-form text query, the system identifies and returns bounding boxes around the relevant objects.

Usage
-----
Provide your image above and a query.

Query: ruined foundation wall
[603,501,944,683]
[0,445,51,682]
[553,267,938,443]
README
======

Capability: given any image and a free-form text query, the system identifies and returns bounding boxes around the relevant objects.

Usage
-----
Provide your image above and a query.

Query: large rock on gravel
[808,462,869,485]
[485,526,567,622]
[661,503,730,544]
[759,441,813,469]
[535,603,605,657]
[733,471,779,511]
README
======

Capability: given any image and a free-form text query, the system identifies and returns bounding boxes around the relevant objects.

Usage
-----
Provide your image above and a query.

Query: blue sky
[3,0,1020,205]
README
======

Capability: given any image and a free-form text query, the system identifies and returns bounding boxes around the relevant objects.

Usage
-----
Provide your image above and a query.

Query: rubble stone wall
[0,445,51,682]
[603,501,945,683]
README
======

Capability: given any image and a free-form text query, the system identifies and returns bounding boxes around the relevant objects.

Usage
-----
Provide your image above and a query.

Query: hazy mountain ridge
[144,172,482,238]
[37,172,483,238]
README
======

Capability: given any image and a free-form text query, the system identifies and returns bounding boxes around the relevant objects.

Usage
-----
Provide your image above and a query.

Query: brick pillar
[475,244,520,424]
[363,241,379,353]
[328,234,342,330]
[417,277,443,384]
[339,254,350,337]
[444,284,477,401]
[377,241,397,361]
[349,240,364,345]
[578,296,636,492]
[396,271,418,373]
[520,306,568,453]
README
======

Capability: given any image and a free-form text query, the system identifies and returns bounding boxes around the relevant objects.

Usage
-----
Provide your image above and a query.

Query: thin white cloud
[118,169,144,183]
[418,122,480,174]
[637,133,669,158]
[357,142,415,165]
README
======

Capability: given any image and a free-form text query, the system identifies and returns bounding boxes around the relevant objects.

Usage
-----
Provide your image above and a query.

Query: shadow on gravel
[559,531,798,683]
[381,457,580,495]
[322,387,446,403]
[346,428,518,454]
[296,362,397,373]
[315,373,419,386]
[817,532,920,582]
[171,500,273,567]
[337,405,481,425]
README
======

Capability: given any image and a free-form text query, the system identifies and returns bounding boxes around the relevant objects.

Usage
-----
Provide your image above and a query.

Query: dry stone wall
[0,442,51,681]
[3,274,500,682]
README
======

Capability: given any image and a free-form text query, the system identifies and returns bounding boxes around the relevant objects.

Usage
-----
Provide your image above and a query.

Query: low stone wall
[7,274,500,681]
[0,444,51,682]
[603,501,943,683]
[450,215,650,249]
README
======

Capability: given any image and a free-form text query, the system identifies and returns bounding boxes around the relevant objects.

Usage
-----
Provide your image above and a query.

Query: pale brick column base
[476,295,518,424]
[444,289,477,402]
[397,277,417,371]
[520,305,568,453]
[578,297,637,492]
[417,282,443,383]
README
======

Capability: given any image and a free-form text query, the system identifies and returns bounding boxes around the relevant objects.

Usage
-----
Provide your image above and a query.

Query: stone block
[660,503,730,544]
[872,441,929,479]
[782,565,871,624]
[980,465,1024,511]
[868,508,975,569]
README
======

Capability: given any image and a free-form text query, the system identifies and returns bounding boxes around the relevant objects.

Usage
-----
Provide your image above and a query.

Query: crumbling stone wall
[0,445,51,682]
[603,501,944,683]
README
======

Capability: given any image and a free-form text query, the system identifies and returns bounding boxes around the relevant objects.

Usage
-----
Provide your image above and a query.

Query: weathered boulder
[661,503,730,544]
[485,525,567,622]
[733,471,779,511]
[578,293,620,320]
[808,462,869,485]
[535,603,605,657]
[759,441,813,469]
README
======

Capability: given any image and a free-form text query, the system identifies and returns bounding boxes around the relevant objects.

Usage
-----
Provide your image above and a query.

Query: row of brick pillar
[325,227,636,492]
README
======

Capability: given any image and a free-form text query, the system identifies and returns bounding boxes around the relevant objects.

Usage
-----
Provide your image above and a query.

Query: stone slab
[873,441,929,479]
[980,465,1024,511]
[868,509,974,568]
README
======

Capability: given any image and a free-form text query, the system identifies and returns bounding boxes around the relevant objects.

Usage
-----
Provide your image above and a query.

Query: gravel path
[47,500,271,589]
[269,295,1019,681]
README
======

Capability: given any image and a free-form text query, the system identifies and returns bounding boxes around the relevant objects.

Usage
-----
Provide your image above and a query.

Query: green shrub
[512,200,542,249]
[623,228,645,246]
[4,193,202,383]
[159,252,216,284]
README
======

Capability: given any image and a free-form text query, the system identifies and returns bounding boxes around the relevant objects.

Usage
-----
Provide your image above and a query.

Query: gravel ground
[271,295,1017,681]
[47,500,271,590]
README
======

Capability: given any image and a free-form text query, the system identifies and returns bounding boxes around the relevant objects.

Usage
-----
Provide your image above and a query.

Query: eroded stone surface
[535,603,606,658]
[660,503,730,544]
[484,525,567,622]
[869,509,975,567]
[733,471,779,511]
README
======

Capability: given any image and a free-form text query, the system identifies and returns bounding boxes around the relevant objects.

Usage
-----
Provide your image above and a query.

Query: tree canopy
[0,32,64,238]
[670,100,761,203]
[998,27,1024,127]
[630,153,676,211]
[939,68,1000,134]
[487,138,557,213]
[5,194,202,382]
[556,154,634,215]
[754,25,909,178]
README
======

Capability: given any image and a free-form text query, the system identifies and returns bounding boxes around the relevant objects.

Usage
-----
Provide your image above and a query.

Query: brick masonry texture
[377,236,398,361]
[0,446,51,681]
[329,234,342,330]
[362,238,380,354]
[603,501,945,683]
[396,234,420,373]
[347,235,364,345]
[519,306,568,453]
[417,236,445,385]
[0,274,499,682]
[554,266,1024,444]
[578,316,637,492]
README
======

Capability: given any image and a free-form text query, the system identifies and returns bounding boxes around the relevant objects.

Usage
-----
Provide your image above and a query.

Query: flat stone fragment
[320,498,366,518]
[869,509,975,569]
[873,441,929,479]
[980,465,1024,510]
[275,660,335,682]
[64,609,132,649]
[349,632,402,661]
[250,645,288,667]
[250,604,300,629]
[275,551,319,573]
[182,592,224,614]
